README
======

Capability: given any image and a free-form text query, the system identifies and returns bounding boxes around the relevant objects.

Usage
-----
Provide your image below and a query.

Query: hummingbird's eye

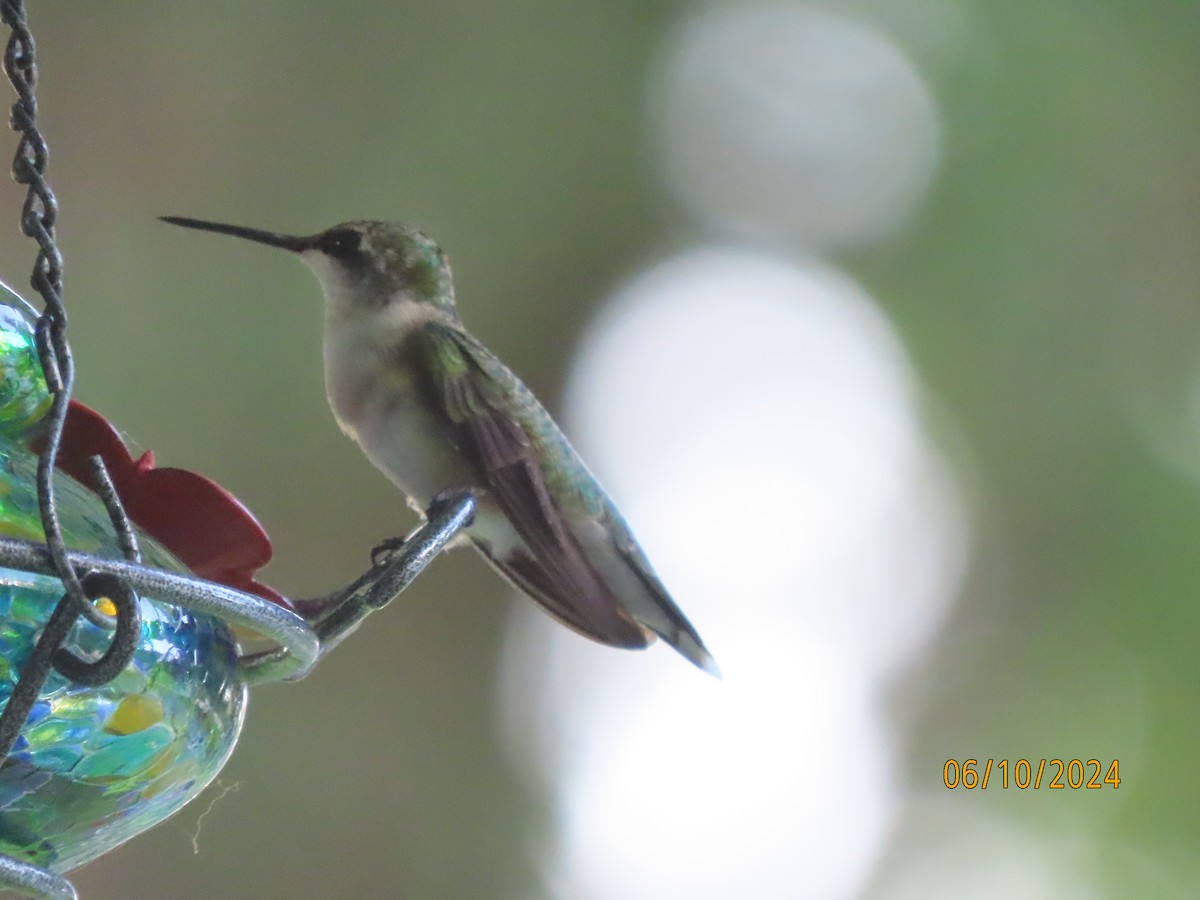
[320,229,362,258]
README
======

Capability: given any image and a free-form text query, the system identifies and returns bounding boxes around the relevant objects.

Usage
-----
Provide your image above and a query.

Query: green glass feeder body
[0,289,50,440]
[0,286,246,872]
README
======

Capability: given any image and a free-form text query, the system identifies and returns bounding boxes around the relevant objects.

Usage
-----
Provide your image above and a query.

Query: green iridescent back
[0,285,246,873]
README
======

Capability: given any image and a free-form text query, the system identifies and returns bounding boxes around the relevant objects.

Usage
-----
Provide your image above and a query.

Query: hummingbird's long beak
[159,216,311,252]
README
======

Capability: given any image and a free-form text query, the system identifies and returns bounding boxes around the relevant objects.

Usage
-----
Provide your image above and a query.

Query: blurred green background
[0,1,1197,897]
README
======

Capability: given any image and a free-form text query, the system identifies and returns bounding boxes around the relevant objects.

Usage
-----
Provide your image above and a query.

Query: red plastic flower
[33,401,289,610]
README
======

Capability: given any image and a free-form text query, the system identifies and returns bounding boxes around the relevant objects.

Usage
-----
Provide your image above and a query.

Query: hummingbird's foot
[370,535,408,567]
[428,487,477,529]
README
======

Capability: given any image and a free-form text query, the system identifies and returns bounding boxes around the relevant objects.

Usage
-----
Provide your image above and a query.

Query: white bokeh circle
[498,246,967,899]
[649,3,942,247]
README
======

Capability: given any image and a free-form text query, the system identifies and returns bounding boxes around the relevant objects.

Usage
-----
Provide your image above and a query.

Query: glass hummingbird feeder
[0,4,474,897]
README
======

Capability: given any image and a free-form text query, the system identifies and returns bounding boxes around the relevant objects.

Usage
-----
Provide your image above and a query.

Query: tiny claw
[370,535,407,567]
[428,487,477,528]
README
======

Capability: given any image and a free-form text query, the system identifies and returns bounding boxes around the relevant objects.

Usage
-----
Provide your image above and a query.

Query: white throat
[301,249,360,318]
[301,248,453,334]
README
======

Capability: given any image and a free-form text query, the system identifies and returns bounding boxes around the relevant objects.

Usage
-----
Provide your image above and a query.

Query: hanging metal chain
[1,0,81,604]
[0,0,143,766]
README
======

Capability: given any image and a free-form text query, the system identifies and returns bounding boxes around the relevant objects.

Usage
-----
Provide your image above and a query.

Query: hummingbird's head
[160,216,457,320]
[302,220,456,320]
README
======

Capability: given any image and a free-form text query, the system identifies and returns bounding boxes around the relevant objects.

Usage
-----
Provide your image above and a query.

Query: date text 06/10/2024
[943,759,1120,790]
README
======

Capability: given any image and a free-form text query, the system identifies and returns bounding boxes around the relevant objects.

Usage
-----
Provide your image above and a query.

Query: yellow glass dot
[105,694,165,736]
[93,597,118,617]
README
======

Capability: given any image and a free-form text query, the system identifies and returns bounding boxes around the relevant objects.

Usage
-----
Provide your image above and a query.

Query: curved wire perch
[0,495,473,898]
[0,854,75,900]
[0,491,476,686]
[0,537,319,684]
[302,489,476,656]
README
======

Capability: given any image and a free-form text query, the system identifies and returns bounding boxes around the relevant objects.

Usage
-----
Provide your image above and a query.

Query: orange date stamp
[943,758,1120,790]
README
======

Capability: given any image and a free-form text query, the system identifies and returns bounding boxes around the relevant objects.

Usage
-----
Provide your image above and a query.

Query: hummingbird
[161,216,718,675]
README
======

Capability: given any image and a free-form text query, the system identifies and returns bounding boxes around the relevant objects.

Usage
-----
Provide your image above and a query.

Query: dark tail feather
[476,541,652,650]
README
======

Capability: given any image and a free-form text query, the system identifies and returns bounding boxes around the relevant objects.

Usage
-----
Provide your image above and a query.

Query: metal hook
[49,571,141,687]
